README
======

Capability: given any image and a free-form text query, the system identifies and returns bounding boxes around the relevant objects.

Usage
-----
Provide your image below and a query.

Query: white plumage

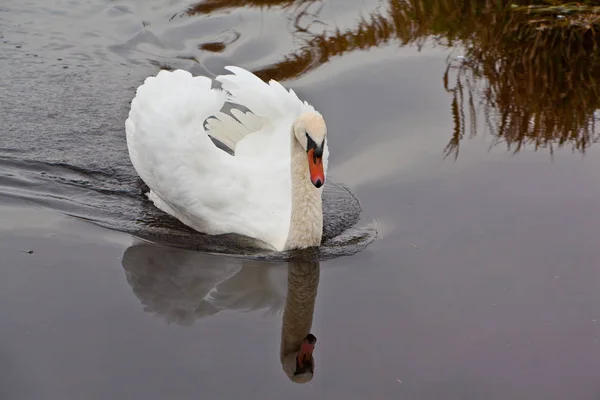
[125,66,327,251]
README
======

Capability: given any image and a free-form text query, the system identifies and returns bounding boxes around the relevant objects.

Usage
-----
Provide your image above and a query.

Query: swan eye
[305,133,324,157]
[305,132,312,147]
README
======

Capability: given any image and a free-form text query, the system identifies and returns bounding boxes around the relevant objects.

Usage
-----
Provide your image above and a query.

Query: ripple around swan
[0,156,378,261]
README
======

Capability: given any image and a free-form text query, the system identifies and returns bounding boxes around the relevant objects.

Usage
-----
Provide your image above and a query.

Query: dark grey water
[0,0,375,260]
[2,0,600,398]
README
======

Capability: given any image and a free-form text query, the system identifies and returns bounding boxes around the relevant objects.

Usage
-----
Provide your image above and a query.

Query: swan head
[282,333,316,383]
[293,112,327,189]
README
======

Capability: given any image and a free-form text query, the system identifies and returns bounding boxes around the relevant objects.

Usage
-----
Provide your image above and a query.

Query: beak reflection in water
[295,333,317,375]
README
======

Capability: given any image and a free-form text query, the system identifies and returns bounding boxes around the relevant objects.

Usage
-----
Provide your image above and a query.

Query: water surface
[2,0,600,398]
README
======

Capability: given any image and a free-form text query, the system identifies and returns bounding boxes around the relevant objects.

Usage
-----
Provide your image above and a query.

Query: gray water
[2,0,600,398]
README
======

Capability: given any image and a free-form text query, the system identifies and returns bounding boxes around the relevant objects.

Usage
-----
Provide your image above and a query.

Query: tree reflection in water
[185,0,600,155]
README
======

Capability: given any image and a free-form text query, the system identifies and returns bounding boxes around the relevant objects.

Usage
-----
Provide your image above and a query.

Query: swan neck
[284,135,323,250]
[280,262,320,363]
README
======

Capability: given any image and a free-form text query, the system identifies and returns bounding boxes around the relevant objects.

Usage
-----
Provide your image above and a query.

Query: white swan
[125,66,329,252]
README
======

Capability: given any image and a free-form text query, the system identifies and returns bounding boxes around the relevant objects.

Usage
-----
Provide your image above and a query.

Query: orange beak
[307,149,325,188]
[297,334,316,368]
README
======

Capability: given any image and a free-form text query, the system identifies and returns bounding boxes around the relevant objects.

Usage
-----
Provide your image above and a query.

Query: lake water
[2,0,600,398]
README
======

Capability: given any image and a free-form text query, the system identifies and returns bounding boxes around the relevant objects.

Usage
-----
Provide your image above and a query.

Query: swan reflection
[121,242,320,382]
[280,261,319,383]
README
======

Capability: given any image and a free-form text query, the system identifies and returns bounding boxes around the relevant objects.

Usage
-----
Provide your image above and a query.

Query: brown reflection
[441,4,600,156]
[187,0,599,154]
[187,0,318,16]
[198,31,240,53]
[121,243,320,383]
[253,12,397,81]
[199,41,227,52]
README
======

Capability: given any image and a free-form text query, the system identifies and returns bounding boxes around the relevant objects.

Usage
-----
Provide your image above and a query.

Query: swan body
[125,67,329,251]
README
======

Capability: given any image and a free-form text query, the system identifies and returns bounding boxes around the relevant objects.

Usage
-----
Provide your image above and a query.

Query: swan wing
[212,66,318,161]
[125,69,292,250]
